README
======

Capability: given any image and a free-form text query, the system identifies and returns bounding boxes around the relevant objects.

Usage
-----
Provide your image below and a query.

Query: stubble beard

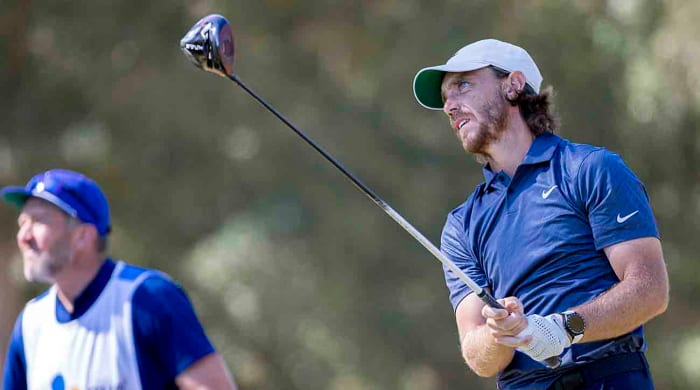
[24,238,72,283]
[462,93,510,158]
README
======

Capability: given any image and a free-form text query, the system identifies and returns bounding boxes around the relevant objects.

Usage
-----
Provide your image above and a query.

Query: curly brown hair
[490,66,559,135]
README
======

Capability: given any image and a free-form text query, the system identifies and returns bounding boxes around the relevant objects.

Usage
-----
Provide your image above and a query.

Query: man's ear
[504,71,527,101]
[73,224,98,251]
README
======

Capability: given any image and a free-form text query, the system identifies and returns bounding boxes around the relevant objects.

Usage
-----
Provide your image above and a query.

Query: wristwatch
[561,311,585,344]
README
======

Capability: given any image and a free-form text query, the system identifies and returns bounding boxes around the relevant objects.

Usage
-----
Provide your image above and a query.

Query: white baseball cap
[413,39,543,110]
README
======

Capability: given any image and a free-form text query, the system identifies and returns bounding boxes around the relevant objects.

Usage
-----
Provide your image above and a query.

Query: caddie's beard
[465,93,509,159]
[23,239,72,283]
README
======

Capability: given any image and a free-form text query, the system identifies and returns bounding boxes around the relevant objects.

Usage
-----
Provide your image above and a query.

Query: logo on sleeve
[616,210,639,223]
[542,185,558,199]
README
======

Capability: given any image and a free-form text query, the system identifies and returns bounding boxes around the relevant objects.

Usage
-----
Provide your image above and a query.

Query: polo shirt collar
[481,132,562,190]
[55,258,115,322]
[482,166,500,189]
[521,132,561,165]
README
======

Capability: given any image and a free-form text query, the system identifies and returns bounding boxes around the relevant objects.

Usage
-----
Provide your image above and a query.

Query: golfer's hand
[481,297,532,347]
[515,314,571,361]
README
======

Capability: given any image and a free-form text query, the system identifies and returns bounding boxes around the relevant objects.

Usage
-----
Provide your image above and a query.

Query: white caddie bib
[21,261,151,390]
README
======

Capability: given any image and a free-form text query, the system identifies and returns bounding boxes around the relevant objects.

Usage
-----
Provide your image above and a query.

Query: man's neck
[54,256,105,313]
[484,118,534,178]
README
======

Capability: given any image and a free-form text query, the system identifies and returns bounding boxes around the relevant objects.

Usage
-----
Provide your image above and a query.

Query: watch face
[566,313,585,334]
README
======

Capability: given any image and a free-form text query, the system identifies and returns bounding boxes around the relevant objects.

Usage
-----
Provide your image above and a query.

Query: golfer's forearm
[572,272,668,343]
[461,325,515,377]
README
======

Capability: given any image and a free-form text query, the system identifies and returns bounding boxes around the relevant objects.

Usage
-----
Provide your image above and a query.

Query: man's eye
[458,81,470,90]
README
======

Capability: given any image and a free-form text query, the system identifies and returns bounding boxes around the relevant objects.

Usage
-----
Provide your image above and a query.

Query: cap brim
[413,62,490,110]
[0,186,31,209]
[0,186,78,218]
[413,68,446,110]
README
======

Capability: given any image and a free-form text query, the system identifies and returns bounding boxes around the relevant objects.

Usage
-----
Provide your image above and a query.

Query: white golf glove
[516,313,570,361]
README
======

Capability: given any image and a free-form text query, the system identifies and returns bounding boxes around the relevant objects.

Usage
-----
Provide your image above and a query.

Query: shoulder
[114,261,152,282]
[128,264,203,340]
[22,287,54,326]
[104,261,189,315]
[124,264,195,318]
[112,261,178,294]
[567,144,636,183]
[132,272,186,305]
[554,138,636,185]
[555,138,607,173]
[3,311,28,390]
[8,310,25,347]
[26,288,52,306]
[20,289,58,357]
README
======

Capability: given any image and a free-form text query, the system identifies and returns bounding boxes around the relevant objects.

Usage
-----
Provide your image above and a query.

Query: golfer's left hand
[482,297,532,346]
[515,313,571,361]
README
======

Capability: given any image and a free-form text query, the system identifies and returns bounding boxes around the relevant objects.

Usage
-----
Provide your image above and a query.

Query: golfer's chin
[460,125,496,155]
[461,136,487,155]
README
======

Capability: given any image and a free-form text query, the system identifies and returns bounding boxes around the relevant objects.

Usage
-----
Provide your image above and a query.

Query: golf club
[180,14,561,369]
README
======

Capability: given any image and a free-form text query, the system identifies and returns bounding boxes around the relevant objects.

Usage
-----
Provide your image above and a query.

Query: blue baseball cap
[1,169,111,236]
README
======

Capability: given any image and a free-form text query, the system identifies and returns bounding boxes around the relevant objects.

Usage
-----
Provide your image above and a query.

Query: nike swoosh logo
[616,210,639,223]
[542,185,558,199]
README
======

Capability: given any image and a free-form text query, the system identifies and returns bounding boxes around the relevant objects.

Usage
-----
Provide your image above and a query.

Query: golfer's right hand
[481,297,532,346]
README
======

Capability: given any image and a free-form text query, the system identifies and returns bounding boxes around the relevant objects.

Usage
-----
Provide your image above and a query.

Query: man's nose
[444,103,459,120]
[16,222,32,246]
[443,94,458,116]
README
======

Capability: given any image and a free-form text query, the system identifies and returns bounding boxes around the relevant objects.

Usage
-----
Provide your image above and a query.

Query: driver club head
[180,14,235,78]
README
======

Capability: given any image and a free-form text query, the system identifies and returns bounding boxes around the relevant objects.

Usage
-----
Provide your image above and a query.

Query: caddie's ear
[72,223,98,252]
[504,71,527,101]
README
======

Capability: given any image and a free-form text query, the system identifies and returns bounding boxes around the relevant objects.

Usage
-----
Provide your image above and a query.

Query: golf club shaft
[229,74,491,302]
[180,13,560,369]
[228,72,561,370]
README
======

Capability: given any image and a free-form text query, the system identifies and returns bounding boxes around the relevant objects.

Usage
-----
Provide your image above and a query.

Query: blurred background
[1,0,698,388]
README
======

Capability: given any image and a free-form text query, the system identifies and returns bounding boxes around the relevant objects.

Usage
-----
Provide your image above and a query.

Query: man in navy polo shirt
[413,39,669,389]
[1,169,238,390]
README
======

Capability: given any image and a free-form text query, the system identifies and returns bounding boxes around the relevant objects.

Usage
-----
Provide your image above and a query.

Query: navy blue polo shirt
[440,133,659,389]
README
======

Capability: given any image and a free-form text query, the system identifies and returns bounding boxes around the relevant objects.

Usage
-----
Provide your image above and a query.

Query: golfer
[413,39,669,389]
[1,169,238,390]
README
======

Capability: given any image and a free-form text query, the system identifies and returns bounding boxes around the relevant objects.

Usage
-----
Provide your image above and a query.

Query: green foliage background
[1,1,698,388]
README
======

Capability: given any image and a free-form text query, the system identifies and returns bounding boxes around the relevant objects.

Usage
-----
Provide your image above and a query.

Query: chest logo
[616,210,639,223]
[542,185,558,199]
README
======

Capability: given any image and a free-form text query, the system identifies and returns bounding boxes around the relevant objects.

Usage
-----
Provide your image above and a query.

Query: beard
[23,237,72,283]
[461,93,509,156]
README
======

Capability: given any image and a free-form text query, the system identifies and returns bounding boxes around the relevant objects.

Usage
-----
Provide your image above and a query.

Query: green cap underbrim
[1,187,30,210]
[413,69,446,110]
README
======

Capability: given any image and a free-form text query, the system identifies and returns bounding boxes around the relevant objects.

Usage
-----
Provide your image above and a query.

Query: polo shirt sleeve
[131,274,216,382]
[576,149,659,250]
[3,312,27,390]
[441,205,489,311]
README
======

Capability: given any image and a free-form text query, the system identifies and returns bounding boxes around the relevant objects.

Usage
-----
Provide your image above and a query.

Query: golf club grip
[228,73,561,370]
[476,292,562,370]
[477,289,504,309]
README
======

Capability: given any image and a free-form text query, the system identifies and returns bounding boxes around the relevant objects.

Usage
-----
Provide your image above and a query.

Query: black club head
[180,14,235,78]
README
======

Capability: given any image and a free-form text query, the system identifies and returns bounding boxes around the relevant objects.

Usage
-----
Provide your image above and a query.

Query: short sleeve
[577,149,659,250]
[441,206,489,311]
[131,274,216,383]
[3,312,27,390]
